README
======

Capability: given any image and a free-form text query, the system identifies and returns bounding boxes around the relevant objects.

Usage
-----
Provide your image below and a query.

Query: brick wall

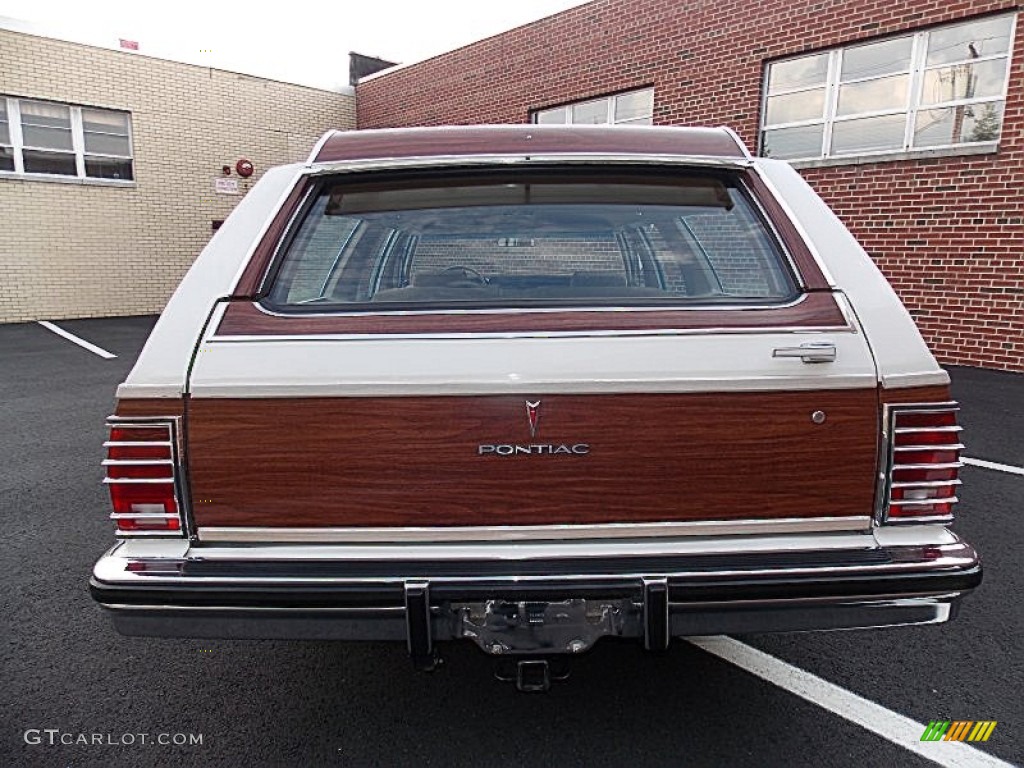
[0,29,355,323]
[356,0,1024,371]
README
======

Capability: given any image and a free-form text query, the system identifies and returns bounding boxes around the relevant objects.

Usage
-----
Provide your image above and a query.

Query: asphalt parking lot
[1,316,1021,768]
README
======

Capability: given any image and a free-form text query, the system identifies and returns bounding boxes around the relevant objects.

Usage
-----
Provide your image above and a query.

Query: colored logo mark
[920,721,997,742]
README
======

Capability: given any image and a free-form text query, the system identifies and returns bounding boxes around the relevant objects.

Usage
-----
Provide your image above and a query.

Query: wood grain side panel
[880,384,952,404]
[187,390,879,528]
[215,292,846,336]
[115,399,185,417]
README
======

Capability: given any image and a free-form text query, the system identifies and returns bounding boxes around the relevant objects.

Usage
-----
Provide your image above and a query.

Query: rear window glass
[266,172,798,311]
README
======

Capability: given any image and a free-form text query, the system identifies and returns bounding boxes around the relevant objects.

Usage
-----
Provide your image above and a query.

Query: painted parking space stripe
[37,321,117,359]
[687,636,1013,768]
[962,457,1024,477]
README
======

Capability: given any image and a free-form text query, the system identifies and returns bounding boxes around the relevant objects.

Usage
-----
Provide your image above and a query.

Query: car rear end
[90,126,980,681]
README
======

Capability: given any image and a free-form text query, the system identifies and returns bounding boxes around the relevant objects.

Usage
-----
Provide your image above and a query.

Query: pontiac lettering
[478,444,590,456]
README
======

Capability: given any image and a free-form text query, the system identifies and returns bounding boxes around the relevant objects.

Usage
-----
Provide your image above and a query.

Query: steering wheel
[441,265,489,284]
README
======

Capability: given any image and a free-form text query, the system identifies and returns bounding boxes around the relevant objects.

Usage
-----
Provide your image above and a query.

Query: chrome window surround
[253,160,811,320]
[103,416,192,539]
[875,401,962,526]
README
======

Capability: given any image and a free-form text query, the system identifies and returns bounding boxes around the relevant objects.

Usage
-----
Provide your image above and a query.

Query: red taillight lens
[883,403,963,524]
[104,420,184,537]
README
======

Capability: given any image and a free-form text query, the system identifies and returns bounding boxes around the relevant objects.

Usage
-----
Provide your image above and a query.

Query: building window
[760,14,1016,161]
[533,88,654,126]
[0,96,134,181]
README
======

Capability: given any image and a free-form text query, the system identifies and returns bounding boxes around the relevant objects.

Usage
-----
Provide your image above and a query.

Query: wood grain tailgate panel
[186,390,879,528]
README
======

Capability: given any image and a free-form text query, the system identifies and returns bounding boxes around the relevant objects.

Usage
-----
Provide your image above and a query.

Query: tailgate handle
[772,341,837,364]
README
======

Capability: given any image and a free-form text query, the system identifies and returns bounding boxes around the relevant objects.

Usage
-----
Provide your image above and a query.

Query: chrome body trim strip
[880,514,955,525]
[304,153,757,176]
[197,516,873,544]
[250,291,811,319]
[889,496,959,506]
[893,444,964,452]
[91,539,978,587]
[890,480,962,489]
[103,477,175,485]
[891,462,963,471]
[102,459,174,466]
[103,441,173,448]
[208,324,855,343]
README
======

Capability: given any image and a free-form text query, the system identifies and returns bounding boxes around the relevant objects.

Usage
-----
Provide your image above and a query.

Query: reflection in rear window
[267,173,798,311]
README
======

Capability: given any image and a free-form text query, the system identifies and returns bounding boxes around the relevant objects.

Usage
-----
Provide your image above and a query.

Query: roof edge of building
[0,16,356,97]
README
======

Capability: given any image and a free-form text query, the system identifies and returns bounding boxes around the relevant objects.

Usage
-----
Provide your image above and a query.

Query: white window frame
[0,96,135,184]
[532,88,654,126]
[759,13,1017,162]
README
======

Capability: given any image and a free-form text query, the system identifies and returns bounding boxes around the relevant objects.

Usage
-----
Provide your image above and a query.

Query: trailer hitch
[493,656,573,692]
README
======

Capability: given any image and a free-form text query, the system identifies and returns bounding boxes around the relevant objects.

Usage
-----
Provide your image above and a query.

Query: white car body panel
[118,155,945,399]
[116,163,304,399]
[753,159,948,389]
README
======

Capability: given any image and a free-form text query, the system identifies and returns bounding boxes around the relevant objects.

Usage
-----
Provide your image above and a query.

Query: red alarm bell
[235,158,254,178]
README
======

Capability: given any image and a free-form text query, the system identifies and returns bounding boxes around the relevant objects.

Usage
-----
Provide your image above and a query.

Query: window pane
[913,102,1004,146]
[926,15,1014,66]
[831,114,906,154]
[20,101,70,128]
[768,53,829,92]
[22,150,76,175]
[81,108,129,135]
[269,176,798,310]
[765,88,825,125]
[21,124,73,150]
[921,59,1009,104]
[0,99,8,145]
[836,74,909,116]
[614,89,653,122]
[571,98,610,124]
[761,124,824,159]
[0,146,13,171]
[534,107,568,124]
[841,36,913,81]
[85,156,134,180]
[84,131,131,156]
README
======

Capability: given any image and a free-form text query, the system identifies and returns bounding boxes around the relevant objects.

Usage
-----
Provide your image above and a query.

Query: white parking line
[962,457,1024,477]
[688,636,1012,768]
[37,321,117,359]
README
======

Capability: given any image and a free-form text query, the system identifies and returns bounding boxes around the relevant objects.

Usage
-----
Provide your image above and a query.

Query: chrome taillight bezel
[103,416,189,538]
[876,401,963,526]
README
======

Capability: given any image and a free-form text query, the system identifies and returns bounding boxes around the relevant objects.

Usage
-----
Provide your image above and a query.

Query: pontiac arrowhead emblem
[525,400,541,438]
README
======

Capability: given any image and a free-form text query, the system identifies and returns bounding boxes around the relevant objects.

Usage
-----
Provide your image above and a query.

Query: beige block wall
[0,29,356,322]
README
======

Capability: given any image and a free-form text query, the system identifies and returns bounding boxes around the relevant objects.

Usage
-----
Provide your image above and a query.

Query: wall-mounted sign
[215,177,239,195]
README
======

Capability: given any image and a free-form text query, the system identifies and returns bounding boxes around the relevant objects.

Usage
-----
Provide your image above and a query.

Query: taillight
[880,402,963,524]
[103,419,185,537]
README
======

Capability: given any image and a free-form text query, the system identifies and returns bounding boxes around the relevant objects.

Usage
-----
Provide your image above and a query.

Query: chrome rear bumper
[91,536,981,654]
